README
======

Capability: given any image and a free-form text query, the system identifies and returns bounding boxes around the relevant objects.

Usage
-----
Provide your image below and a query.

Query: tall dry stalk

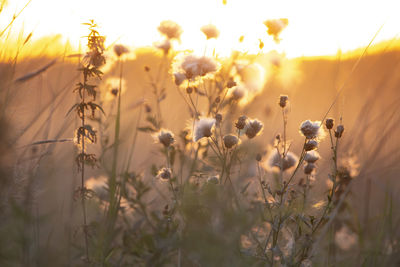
[69,20,105,262]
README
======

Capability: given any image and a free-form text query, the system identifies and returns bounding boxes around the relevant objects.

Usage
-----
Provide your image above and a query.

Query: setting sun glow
[1,0,399,58]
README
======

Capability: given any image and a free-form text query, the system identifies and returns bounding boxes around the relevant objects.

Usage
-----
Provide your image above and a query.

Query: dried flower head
[325,118,334,130]
[304,140,318,151]
[200,24,220,40]
[267,150,298,172]
[215,113,222,124]
[227,78,236,88]
[157,167,172,180]
[279,95,289,108]
[158,20,182,40]
[230,85,247,101]
[304,151,320,163]
[300,120,325,139]
[174,72,186,86]
[304,163,316,175]
[113,44,129,57]
[335,125,344,138]
[235,115,247,130]
[155,39,171,55]
[194,117,216,142]
[263,18,289,43]
[154,129,175,147]
[245,119,263,139]
[179,55,218,80]
[207,175,220,184]
[223,134,240,149]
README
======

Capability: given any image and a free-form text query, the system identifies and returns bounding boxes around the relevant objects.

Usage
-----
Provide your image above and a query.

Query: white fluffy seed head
[194,117,216,142]
[266,150,298,172]
[201,24,220,40]
[304,150,320,163]
[113,44,129,57]
[300,120,325,140]
[157,20,182,40]
[180,55,218,80]
[245,119,263,139]
[153,129,175,147]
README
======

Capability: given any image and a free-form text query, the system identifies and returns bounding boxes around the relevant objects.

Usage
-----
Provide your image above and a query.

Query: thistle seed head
[223,134,239,149]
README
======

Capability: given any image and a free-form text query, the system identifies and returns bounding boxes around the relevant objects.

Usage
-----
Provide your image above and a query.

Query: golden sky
[1,0,399,57]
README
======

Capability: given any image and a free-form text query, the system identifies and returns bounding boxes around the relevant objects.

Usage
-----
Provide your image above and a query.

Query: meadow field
[0,2,400,266]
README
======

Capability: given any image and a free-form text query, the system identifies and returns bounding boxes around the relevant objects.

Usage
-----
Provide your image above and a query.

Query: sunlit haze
[1,0,399,57]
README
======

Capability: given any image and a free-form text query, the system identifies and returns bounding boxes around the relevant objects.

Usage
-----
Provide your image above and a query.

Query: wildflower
[256,153,262,162]
[157,20,182,40]
[279,95,289,108]
[304,163,316,175]
[174,72,186,86]
[155,39,171,55]
[207,175,219,184]
[267,150,298,171]
[235,115,247,130]
[304,151,320,163]
[200,24,220,39]
[263,18,289,43]
[180,55,218,80]
[335,124,344,138]
[300,120,325,139]
[113,44,129,57]
[223,134,239,149]
[157,167,172,180]
[194,117,216,142]
[304,140,318,151]
[153,129,175,147]
[245,119,263,139]
[325,118,334,130]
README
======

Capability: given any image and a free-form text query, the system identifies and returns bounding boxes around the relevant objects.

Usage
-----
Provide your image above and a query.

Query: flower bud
[304,140,318,151]
[325,118,334,130]
[335,125,344,138]
[235,115,247,130]
[279,95,289,108]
